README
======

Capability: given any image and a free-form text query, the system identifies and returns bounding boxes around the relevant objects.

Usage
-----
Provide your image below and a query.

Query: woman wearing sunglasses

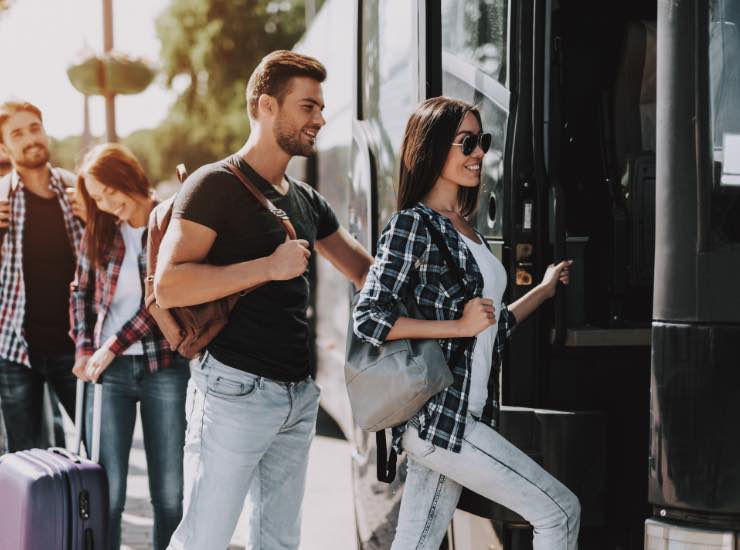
[353,97,580,549]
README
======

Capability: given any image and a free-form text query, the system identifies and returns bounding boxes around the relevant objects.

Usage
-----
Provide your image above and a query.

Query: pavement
[65,406,358,550]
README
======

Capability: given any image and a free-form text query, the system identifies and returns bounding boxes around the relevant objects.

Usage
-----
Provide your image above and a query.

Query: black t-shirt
[173,156,339,381]
[22,189,76,355]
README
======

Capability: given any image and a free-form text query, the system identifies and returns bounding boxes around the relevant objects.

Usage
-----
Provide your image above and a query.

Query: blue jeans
[392,418,581,550]
[167,351,321,550]
[0,353,77,452]
[86,355,190,550]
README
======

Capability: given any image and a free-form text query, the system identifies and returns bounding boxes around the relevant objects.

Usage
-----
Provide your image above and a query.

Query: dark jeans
[86,355,189,550]
[0,353,77,452]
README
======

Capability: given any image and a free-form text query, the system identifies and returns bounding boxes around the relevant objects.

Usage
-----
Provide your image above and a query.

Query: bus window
[441,0,509,86]
[360,0,416,142]
[360,0,418,225]
[442,74,508,240]
[441,0,510,240]
[709,0,740,242]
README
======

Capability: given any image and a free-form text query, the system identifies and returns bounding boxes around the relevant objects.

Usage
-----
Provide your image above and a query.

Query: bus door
[423,1,610,548]
[533,0,662,548]
[444,0,667,548]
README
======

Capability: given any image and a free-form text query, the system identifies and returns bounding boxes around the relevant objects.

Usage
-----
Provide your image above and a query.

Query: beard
[15,143,50,169]
[273,112,316,157]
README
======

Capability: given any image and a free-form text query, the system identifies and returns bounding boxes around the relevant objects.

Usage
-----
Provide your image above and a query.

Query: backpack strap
[0,174,11,201]
[0,173,16,254]
[224,160,297,240]
[375,215,475,485]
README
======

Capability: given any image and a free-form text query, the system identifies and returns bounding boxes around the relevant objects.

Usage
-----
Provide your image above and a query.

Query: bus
[291,1,740,548]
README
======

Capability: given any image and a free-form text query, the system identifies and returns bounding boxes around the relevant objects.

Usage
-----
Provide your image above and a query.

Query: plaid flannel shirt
[0,167,84,367]
[69,206,175,373]
[353,202,516,453]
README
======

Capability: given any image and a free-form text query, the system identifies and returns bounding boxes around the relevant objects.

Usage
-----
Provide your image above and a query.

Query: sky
[0,0,177,138]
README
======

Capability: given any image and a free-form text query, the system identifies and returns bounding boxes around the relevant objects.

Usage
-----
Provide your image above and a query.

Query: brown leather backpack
[144,159,297,358]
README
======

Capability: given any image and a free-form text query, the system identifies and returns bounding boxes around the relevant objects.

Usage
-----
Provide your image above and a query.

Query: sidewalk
[64,406,357,550]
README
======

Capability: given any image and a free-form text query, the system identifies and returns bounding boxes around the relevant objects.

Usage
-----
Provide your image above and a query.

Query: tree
[154,0,307,164]
[53,1,310,187]
[49,135,90,172]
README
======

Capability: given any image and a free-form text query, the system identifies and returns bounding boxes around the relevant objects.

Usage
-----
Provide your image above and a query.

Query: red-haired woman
[70,143,189,550]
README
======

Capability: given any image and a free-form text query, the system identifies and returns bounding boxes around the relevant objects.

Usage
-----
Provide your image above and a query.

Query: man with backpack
[155,51,373,550]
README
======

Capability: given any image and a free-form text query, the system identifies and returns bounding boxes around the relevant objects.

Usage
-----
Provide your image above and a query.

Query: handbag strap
[376,431,398,483]
[417,215,474,369]
[419,217,467,285]
[375,214,476,485]
[224,159,298,240]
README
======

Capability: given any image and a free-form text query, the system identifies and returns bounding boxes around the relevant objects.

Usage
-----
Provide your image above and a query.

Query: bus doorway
[449,1,657,548]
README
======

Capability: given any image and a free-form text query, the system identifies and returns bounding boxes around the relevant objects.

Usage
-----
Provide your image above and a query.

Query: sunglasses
[451,132,492,156]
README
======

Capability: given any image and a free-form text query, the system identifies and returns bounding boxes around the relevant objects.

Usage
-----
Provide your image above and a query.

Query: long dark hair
[77,143,151,268]
[397,97,482,217]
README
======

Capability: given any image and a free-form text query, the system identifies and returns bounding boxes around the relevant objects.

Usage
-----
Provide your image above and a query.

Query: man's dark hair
[0,100,43,144]
[397,97,482,217]
[246,50,326,119]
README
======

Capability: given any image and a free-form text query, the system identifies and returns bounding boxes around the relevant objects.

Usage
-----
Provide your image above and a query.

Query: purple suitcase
[0,381,109,550]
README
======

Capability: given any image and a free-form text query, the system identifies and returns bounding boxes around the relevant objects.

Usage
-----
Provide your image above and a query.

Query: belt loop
[257,377,264,389]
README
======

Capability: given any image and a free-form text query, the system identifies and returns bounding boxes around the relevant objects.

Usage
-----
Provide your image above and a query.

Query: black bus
[291,0,740,548]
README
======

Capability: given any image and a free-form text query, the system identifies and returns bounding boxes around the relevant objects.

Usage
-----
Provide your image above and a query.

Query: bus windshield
[709,0,740,242]
[710,0,740,187]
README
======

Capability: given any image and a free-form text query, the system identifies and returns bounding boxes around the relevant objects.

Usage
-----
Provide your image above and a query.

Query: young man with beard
[156,51,373,550]
[0,100,85,452]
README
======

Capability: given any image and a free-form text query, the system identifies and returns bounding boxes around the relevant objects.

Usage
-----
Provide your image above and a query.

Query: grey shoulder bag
[345,217,472,482]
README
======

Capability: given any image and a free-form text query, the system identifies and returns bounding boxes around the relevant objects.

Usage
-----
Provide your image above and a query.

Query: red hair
[77,143,151,267]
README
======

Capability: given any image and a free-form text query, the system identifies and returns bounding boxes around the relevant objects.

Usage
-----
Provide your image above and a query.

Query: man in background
[0,100,85,452]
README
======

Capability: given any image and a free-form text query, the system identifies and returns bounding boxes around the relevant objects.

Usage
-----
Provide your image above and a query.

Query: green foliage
[154,0,308,164]
[49,135,92,172]
[123,119,218,183]
[54,0,309,185]
[67,53,156,96]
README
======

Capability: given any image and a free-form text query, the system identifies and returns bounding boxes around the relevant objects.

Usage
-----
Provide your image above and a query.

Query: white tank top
[100,223,146,356]
[460,233,508,417]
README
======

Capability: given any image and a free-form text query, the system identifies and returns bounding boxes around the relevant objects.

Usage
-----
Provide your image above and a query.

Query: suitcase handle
[50,447,82,464]
[72,379,103,463]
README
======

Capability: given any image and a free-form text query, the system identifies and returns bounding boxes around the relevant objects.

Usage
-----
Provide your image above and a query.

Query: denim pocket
[308,377,322,394]
[206,374,257,400]
[462,416,480,441]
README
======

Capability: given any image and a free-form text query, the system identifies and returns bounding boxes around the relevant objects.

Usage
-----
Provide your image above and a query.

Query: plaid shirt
[353,202,516,453]
[69,206,175,373]
[0,167,84,368]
